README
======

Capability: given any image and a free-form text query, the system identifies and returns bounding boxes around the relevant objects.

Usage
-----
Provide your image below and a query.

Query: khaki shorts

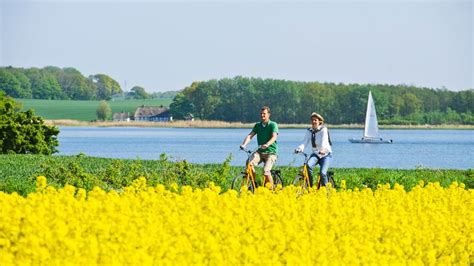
[249,152,278,176]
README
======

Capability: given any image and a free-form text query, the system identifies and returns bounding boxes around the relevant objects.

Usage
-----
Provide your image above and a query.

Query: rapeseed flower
[0,176,471,265]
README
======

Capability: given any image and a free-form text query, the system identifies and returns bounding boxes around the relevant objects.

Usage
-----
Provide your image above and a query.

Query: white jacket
[296,126,332,157]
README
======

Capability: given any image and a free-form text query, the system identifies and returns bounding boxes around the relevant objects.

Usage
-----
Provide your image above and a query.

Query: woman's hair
[311,112,324,123]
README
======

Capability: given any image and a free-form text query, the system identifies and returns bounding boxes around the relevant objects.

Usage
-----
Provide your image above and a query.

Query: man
[240,106,279,189]
[294,112,333,187]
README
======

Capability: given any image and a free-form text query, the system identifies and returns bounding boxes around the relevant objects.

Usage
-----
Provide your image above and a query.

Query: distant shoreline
[44,119,474,129]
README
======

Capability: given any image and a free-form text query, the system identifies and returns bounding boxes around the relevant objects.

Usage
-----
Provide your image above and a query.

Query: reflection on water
[57,127,474,169]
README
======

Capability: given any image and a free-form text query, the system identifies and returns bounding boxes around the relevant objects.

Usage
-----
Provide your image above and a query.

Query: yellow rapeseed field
[0,176,472,265]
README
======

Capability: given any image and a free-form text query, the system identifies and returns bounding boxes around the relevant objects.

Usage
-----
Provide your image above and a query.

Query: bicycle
[231,147,283,194]
[292,151,335,195]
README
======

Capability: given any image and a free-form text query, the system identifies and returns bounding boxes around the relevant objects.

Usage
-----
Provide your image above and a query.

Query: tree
[151,90,178,99]
[169,93,194,120]
[1,67,32,98]
[0,92,59,154]
[55,67,96,100]
[24,68,65,99]
[91,74,122,100]
[400,93,422,116]
[0,69,21,98]
[130,86,150,99]
[11,70,32,98]
[451,90,473,113]
[96,100,112,121]
[187,81,221,120]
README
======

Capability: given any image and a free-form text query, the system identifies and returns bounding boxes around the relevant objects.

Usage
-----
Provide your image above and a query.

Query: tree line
[0,66,163,101]
[170,76,473,125]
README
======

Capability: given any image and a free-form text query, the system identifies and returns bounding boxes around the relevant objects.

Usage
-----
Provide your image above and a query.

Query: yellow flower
[170,182,179,192]
[0,179,471,265]
[35,176,47,191]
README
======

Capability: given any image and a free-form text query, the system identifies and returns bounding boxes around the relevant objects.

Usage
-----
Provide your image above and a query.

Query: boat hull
[349,138,393,144]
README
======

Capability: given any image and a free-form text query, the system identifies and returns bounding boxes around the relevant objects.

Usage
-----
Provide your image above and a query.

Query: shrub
[0,92,59,154]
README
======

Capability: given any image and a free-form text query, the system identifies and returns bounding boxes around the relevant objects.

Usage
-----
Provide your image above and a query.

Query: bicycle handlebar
[240,147,253,155]
[240,146,260,155]
[294,150,310,162]
[294,150,308,157]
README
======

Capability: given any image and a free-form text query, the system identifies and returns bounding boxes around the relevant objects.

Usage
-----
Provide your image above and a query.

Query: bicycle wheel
[292,175,308,195]
[231,173,255,194]
[328,175,336,188]
[271,170,283,188]
[317,173,336,189]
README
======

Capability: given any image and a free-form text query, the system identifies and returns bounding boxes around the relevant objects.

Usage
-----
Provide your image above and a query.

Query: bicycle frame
[233,147,282,193]
[242,147,258,190]
[295,151,334,190]
[297,151,313,188]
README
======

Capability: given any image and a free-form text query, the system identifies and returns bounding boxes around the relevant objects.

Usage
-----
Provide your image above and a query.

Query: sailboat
[349,91,393,144]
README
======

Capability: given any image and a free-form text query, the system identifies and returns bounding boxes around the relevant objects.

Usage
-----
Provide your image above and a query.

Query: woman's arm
[295,130,310,152]
[319,127,330,154]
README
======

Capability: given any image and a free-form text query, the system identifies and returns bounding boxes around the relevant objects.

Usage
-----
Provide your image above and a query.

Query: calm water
[57,127,474,169]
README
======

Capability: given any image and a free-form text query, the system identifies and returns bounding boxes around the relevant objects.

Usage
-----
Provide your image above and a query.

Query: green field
[17,98,173,121]
[0,154,472,195]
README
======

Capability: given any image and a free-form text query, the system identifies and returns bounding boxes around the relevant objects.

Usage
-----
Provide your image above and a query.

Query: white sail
[349,91,392,143]
[364,91,379,138]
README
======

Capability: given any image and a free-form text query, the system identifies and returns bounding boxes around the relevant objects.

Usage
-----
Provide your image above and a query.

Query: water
[57,127,474,169]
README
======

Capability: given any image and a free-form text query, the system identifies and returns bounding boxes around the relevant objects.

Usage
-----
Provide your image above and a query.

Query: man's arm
[261,132,277,150]
[240,131,256,149]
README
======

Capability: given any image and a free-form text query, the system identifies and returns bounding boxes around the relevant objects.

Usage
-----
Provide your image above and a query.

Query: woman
[294,112,333,187]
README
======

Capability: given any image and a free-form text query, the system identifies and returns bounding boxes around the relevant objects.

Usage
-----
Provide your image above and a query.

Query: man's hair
[261,106,271,113]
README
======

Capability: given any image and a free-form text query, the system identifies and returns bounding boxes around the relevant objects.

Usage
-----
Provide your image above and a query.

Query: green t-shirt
[252,120,279,154]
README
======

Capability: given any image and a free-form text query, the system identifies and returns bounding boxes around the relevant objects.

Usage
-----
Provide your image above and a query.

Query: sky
[1,0,472,92]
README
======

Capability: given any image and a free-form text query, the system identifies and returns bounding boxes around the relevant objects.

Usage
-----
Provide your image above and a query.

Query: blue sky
[1,0,472,92]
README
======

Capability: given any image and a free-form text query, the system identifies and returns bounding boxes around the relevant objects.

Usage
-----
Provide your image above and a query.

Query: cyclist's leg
[318,154,333,186]
[262,154,277,189]
[248,152,262,180]
[306,153,319,187]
